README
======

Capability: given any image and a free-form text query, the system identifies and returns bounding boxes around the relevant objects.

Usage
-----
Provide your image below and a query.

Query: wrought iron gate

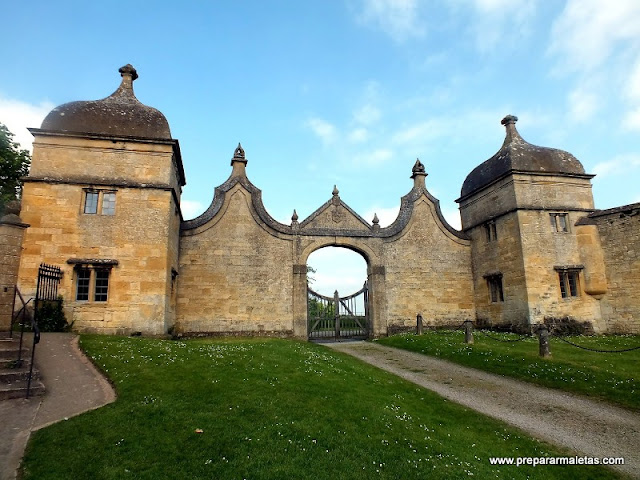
[307,282,369,340]
[26,263,62,397]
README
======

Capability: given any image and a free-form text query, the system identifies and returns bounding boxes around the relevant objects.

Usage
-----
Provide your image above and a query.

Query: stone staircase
[0,334,45,400]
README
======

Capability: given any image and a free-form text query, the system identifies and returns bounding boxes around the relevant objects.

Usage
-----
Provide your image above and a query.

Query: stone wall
[590,204,640,333]
[18,133,182,335]
[0,213,28,330]
[382,199,474,328]
[177,185,295,334]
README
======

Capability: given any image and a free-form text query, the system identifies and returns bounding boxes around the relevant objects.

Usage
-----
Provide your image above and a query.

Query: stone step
[0,366,40,384]
[0,357,31,369]
[0,344,30,361]
[0,378,45,400]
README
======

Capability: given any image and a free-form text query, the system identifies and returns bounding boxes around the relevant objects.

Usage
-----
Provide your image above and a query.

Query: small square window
[550,213,569,232]
[84,192,99,214]
[102,192,116,215]
[83,189,116,215]
[484,221,497,242]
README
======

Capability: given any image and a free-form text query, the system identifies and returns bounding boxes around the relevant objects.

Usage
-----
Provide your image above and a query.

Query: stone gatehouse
[3,65,638,336]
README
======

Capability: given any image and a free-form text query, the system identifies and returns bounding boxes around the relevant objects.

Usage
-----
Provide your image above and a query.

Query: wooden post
[416,313,423,335]
[464,320,474,344]
[538,325,551,357]
[334,290,340,339]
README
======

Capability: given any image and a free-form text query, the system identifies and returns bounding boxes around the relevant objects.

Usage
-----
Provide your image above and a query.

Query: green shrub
[36,297,71,332]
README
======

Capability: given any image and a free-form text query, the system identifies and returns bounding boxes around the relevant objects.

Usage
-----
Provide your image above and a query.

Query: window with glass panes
[83,191,99,214]
[83,189,116,215]
[94,270,110,301]
[558,270,580,298]
[74,266,111,302]
[76,268,91,300]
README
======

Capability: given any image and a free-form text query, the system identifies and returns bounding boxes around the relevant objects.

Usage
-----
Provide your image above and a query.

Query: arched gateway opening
[306,246,369,340]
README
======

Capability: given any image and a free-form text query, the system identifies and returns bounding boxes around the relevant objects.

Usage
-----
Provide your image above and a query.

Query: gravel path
[325,341,640,478]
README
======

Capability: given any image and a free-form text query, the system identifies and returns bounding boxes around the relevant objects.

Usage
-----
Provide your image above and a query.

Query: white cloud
[356,0,425,42]
[306,117,338,144]
[626,58,640,102]
[465,0,537,53]
[353,148,394,166]
[348,127,369,143]
[549,0,640,73]
[568,86,599,123]
[624,107,640,131]
[180,200,205,219]
[391,119,445,144]
[352,104,381,125]
[0,97,55,152]
[592,154,640,177]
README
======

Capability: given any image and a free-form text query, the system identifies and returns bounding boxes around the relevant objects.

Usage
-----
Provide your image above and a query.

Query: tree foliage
[0,122,31,211]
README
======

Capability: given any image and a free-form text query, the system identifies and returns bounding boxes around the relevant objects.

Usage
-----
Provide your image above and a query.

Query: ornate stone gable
[298,186,373,237]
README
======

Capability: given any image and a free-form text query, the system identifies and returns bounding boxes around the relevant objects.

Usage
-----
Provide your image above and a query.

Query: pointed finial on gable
[291,209,299,222]
[230,142,248,176]
[410,158,427,189]
[331,185,340,205]
[233,143,245,160]
[372,212,380,233]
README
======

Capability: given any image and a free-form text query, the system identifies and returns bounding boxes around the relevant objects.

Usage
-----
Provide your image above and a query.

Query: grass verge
[21,336,624,479]
[376,331,639,411]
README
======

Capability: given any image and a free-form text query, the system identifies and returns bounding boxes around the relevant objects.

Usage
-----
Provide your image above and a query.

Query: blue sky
[2,0,639,296]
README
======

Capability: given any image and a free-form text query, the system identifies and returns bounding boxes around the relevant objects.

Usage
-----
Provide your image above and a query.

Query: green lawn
[376,331,640,411]
[21,336,624,479]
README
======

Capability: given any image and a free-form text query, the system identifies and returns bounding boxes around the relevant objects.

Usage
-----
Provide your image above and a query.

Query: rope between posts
[552,334,640,353]
[430,322,467,334]
[476,329,532,343]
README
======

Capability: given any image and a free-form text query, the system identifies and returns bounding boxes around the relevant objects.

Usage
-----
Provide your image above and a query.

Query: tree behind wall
[0,123,31,214]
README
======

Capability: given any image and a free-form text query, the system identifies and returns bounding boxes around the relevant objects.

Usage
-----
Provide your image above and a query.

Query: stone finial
[119,64,139,81]
[372,213,380,233]
[230,142,248,174]
[412,158,426,175]
[500,115,523,144]
[233,143,245,160]
[501,114,518,126]
[410,158,427,189]
[111,64,139,99]
[291,209,298,222]
[331,185,341,206]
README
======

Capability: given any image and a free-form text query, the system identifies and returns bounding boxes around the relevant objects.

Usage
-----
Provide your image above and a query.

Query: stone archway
[176,151,474,338]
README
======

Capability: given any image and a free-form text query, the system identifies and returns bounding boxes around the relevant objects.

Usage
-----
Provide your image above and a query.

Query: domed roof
[40,64,171,140]
[460,115,587,199]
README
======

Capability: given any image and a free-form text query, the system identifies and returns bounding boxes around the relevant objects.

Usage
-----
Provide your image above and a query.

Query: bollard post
[538,325,551,357]
[464,320,474,344]
[416,313,423,335]
[334,290,340,339]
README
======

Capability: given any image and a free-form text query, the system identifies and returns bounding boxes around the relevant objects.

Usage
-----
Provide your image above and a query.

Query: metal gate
[307,282,369,340]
